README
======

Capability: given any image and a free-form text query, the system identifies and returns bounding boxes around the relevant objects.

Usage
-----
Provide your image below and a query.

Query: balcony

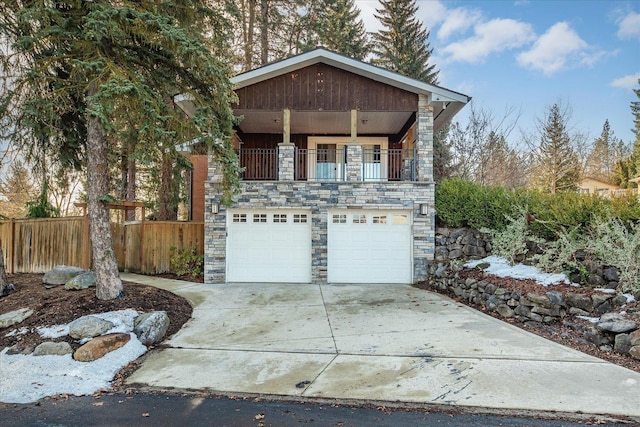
[239,147,416,182]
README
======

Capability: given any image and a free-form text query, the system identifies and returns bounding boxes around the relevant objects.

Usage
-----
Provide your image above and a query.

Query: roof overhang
[231,48,471,133]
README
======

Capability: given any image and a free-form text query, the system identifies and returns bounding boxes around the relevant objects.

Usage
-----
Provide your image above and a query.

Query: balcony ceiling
[234,110,414,135]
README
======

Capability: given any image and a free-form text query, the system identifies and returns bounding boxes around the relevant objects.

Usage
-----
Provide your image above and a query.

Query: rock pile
[4,309,170,362]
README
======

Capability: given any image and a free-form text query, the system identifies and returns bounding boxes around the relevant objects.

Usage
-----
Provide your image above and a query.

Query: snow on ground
[0,310,147,404]
[465,255,572,286]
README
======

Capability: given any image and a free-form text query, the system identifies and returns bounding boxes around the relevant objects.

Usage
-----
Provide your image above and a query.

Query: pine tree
[585,119,620,182]
[631,79,640,180]
[0,1,240,300]
[0,160,36,218]
[531,103,581,194]
[372,0,439,84]
[311,0,370,60]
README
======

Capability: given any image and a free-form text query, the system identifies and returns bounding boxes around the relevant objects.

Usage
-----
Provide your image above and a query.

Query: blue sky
[355,0,640,146]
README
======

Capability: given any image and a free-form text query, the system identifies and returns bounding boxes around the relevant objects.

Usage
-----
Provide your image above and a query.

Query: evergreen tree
[311,0,370,60]
[0,160,36,218]
[585,119,620,182]
[531,103,581,194]
[631,79,640,179]
[372,0,439,84]
[0,1,240,300]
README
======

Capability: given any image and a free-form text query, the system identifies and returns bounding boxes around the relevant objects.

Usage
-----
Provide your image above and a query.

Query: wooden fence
[0,217,204,274]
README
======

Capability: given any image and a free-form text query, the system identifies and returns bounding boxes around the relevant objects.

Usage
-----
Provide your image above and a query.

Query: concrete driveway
[123,274,640,418]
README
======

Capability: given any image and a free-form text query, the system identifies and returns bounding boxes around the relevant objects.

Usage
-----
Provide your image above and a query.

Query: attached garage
[327,210,413,284]
[226,210,312,283]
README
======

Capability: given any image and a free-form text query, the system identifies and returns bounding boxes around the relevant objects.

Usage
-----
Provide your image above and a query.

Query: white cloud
[437,7,482,40]
[610,73,640,90]
[415,0,448,30]
[517,22,605,75]
[617,11,640,40]
[442,18,535,63]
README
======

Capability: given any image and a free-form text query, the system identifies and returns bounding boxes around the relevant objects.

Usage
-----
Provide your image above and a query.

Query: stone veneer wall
[204,179,435,284]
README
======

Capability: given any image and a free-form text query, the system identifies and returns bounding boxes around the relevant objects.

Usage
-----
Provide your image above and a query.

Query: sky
[355,0,640,147]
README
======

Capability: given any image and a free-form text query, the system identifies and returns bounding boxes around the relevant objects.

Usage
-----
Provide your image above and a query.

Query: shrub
[169,246,203,277]
[436,178,515,230]
[584,217,640,294]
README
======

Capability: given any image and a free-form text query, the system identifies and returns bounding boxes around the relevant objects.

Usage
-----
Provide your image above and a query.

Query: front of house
[200,48,470,284]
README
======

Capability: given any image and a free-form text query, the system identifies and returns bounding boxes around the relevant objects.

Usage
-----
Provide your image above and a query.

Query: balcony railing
[239,148,278,180]
[238,147,416,181]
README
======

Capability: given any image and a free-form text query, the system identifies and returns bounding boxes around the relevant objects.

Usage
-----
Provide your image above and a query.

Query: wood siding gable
[234,63,418,112]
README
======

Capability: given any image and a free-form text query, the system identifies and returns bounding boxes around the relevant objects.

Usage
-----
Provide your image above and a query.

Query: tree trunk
[260,0,269,65]
[0,245,13,297]
[157,149,177,221]
[86,104,123,300]
[126,138,136,221]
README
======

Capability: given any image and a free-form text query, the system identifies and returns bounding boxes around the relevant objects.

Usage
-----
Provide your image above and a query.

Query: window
[273,214,287,223]
[393,214,408,225]
[293,214,308,223]
[353,214,367,224]
[232,213,247,223]
[253,213,267,223]
[332,214,346,224]
[373,215,387,224]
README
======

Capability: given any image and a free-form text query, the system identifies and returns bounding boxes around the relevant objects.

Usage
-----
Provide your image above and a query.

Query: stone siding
[204,181,435,284]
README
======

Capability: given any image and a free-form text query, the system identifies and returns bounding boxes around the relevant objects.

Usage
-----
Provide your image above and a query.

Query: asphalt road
[0,392,632,427]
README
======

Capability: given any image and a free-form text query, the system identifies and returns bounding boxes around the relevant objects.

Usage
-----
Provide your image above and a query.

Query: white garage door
[227,210,312,283]
[328,211,412,284]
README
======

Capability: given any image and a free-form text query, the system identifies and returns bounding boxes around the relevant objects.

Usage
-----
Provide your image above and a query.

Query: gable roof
[231,48,471,130]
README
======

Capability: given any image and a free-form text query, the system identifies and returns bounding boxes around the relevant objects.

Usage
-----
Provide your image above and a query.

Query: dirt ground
[415,268,640,374]
[0,274,192,353]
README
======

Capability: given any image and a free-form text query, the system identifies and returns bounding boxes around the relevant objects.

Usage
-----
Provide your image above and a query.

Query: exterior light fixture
[420,204,429,215]
[211,203,219,214]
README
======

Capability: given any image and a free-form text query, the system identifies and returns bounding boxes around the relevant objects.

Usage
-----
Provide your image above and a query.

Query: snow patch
[594,288,616,294]
[577,316,600,323]
[0,333,146,404]
[622,293,635,303]
[36,324,69,339]
[0,309,146,404]
[465,255,572,286]
[5,327,29,338]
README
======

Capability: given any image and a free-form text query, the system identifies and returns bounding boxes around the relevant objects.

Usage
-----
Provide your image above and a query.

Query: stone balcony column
[416,94,434,182]
[278,142,295,181]
[345,143,363,181]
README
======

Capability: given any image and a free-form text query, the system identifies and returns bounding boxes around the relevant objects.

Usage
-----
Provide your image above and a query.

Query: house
[577,177,625,197]
[187,48,470,284]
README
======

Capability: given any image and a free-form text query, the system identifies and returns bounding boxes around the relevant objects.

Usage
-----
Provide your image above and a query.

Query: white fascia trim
[231,48,470,104]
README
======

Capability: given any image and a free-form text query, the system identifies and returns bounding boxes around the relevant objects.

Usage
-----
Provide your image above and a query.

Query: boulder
[546,291,565,307]
[603,267,620,282]
[69,315,114,339]
[0,308,34,329]
[630,346,640,360]
[527,293,552,308]
[43,265,85,286]
[496,304,515,318]
[134,311,170,346]
[630,329,640,347]
[64,271,96,290]
[73,333,130,362]
[614,334,632,354]
[33,341,73,356]
[566,294,593,312]
[596,313,638,333]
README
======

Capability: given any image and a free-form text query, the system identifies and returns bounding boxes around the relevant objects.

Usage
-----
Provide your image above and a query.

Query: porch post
[345,144,363,181]
[416,94,434,182]
[278,142,295,181]
[283,108,291,144]
[350,109,357,142]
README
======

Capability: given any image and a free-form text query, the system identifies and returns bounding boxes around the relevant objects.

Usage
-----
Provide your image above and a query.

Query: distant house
[577,177,620,196]
[178,48,471,284]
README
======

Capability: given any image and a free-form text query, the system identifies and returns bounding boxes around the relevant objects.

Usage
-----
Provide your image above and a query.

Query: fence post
[8,218,14,274]
[139,207,145,273]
